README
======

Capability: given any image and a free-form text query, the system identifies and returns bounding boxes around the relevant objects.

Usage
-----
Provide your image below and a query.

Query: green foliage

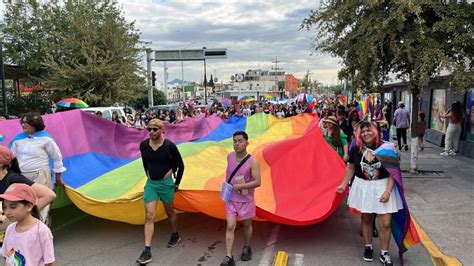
[1,0,147,106]
[301,2,473,92]
[7,91,52,116]
[131,89,167,111]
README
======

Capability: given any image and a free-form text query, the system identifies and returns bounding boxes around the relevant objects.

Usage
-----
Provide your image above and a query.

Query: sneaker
[220,256,236,266]
[363,246,374,262]
[440,151,450,156]
[167,232,181,248]
[404,144,408,151]
[241,246,252,261]
[136,250,152,264]
[448,150,456,156]
[380,252,393,266]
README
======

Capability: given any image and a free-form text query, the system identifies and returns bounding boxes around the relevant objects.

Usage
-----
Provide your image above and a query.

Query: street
[50,141,473,266]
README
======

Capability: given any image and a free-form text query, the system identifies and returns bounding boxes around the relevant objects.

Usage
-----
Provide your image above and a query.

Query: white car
[82,107,134,120]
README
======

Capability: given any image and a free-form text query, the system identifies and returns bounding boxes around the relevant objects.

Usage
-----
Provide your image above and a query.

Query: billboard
[154,48,227,61]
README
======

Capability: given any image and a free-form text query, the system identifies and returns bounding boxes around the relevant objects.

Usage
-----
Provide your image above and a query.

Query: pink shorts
[226,200,256,220]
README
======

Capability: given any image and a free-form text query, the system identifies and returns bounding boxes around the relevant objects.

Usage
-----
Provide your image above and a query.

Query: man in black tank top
[136,119,184,265]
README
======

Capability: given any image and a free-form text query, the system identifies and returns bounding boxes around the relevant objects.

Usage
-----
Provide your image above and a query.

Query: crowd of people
[0,94,467,266]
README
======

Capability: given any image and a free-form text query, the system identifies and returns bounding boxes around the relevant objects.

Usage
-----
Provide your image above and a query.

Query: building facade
[382,77,474,158]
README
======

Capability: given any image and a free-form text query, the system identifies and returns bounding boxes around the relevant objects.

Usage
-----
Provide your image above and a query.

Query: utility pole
[163,62,168,103]
[146,50,153,107]
[203,47,207,105]
[0,44,6,116]
[181,61,185,102]
[272,57,282,98]
[305,69,313,94]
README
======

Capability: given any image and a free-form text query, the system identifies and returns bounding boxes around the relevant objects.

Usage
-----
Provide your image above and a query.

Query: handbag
[220,154,251,203]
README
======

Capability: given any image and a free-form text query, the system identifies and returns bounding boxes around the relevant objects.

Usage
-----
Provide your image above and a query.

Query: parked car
[82,107,133,120]
[146,104,179,117]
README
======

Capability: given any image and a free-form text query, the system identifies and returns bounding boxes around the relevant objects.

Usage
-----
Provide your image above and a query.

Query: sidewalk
[396,139,474,265]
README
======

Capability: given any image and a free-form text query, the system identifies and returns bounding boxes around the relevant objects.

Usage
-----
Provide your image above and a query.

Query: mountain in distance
[167,79,191,85]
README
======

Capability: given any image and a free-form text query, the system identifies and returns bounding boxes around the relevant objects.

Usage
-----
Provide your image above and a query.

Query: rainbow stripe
[1,110,346,225]
[375,142,420,259]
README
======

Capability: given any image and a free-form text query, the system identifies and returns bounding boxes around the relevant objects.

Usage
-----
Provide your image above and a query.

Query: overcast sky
[1,0,342,85]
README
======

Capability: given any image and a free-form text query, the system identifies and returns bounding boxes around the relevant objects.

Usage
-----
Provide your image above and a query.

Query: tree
[7,91,51,116]
[1,0,147,106]
[302,2,473,171]
[131,88,167,111]
[208,74,215,88]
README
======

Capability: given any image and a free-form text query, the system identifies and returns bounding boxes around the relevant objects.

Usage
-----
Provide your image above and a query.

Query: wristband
[384,190,391,194]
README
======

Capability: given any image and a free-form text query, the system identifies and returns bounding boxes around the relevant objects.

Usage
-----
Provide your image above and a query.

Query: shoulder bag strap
[227,154,251,183]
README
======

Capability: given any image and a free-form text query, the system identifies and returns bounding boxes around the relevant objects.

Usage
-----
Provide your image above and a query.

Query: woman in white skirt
[337,121,403,266]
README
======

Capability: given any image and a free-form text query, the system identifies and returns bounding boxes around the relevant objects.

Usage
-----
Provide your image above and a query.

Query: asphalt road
[51,203,431,266]
[50,141,473,266]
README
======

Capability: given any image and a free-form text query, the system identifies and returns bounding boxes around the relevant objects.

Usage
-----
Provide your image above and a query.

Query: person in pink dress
[220,131,261,266]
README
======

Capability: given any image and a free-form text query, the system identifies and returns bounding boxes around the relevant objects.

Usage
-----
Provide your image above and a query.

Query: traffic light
[151,71,156,87]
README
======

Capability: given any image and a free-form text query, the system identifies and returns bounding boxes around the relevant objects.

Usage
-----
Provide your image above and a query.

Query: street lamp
[203,47,207,105]
[0,44,7,116]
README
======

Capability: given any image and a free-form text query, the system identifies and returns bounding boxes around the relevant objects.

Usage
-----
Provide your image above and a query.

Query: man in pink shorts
[220,131,261,266]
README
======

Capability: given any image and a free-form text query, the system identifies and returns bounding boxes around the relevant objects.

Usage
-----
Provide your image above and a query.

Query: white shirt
[10,133,66,173]
[243,108,251,117]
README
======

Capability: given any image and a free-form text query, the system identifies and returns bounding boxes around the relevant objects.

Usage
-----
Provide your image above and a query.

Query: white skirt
[348,176,404,214]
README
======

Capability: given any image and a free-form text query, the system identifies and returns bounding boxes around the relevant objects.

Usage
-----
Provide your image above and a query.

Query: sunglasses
[147,127,162,132]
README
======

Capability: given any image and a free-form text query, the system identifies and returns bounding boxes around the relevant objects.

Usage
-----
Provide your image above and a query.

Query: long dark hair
[19,200,42,220]
[450,101,463,121]
[329,125,343,148]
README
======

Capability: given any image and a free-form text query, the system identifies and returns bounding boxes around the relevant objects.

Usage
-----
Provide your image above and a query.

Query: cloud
[118,0,341,85]
[0,1,341,85]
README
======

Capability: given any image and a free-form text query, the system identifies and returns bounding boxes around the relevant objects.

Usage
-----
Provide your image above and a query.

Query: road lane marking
[272,251,289,266]
[258,224,281,266]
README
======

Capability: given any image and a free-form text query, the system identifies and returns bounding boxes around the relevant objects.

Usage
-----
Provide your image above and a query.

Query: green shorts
[143,176,175,203]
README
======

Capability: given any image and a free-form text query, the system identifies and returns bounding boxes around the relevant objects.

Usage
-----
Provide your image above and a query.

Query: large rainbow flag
[0,110,346,225]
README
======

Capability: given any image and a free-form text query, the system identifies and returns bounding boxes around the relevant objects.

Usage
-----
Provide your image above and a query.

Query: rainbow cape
[0,110,346,225]
[374,142,420,259]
